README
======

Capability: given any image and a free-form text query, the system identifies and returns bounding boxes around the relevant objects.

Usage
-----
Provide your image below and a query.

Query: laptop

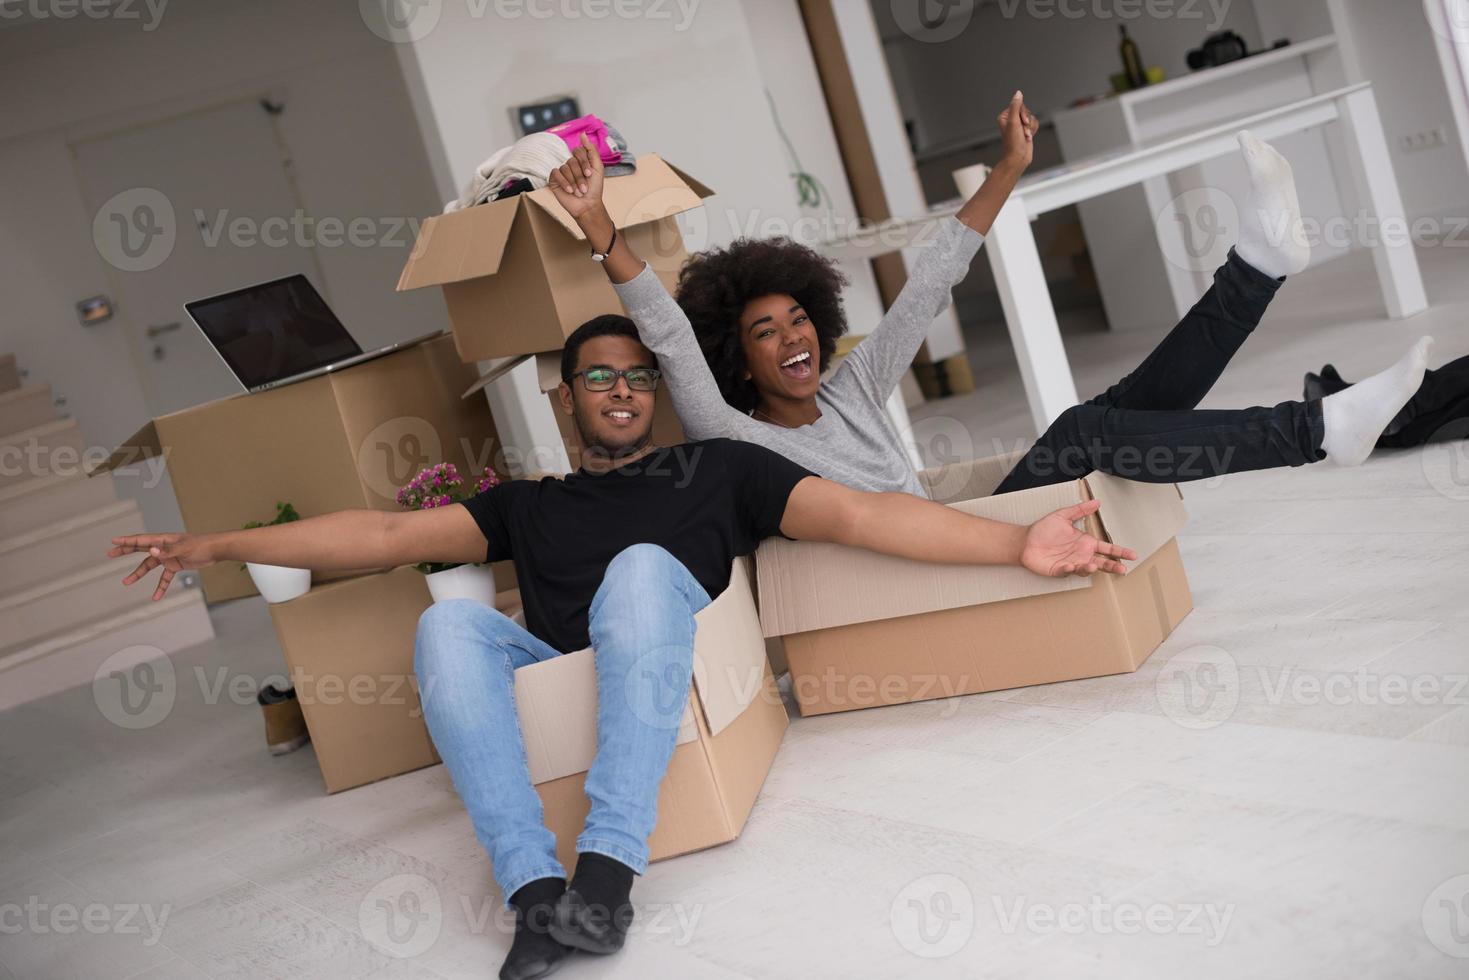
[185,274,442,393]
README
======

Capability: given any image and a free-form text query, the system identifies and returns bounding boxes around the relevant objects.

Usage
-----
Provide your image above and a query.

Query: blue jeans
[413,544,712,903]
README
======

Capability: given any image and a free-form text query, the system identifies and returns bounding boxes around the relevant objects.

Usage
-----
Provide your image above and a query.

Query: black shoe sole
[549,902,625,955]
[500,956,570,980]
[547,920,622,955]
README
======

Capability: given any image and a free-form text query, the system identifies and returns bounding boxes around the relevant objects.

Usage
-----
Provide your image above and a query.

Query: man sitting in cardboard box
[108,317,1136,980]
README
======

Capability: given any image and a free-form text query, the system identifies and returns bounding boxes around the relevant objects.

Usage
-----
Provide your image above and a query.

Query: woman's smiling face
[738,292,821,405]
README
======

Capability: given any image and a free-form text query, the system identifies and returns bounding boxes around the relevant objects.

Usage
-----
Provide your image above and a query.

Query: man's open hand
[1021,500,1136,578]
[108,532,218,601]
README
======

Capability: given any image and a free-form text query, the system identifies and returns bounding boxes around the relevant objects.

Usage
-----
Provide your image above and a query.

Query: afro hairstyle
[674,237,850,413]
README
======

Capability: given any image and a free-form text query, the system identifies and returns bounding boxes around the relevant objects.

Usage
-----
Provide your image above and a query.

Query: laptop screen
[186,275,363,389]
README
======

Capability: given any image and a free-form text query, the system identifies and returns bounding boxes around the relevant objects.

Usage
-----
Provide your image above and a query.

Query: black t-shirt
[461,438,815,653]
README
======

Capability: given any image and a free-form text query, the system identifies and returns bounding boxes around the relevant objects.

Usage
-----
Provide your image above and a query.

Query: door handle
[146,322,181,337]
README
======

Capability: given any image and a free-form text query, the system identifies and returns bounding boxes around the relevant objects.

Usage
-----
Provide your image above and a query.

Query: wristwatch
[590,226,617,262]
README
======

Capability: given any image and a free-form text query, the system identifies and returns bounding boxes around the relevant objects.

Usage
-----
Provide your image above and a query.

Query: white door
[73,99,328,418]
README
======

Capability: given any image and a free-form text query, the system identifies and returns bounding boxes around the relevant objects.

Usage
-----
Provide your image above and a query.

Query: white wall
[394,1,817,250]
[1330,0,1469,218]
[0,0,449,530]
[1250,0,1333,41]
[872,0,1265,152]
[739,0,885,333]
[390,0,891,461]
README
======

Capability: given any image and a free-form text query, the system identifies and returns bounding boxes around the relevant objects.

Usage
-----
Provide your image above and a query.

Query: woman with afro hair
[549,95,1432,496]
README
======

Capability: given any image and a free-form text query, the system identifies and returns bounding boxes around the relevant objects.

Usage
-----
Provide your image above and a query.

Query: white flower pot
[426,563,497,606]
[246,562,311,603]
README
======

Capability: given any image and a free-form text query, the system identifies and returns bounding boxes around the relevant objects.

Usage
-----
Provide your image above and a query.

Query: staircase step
[0,559,183,651]
[0,500,144,594]
[0,384,56,438]
[0,419,86,490]
[0,589,215,712]
[0,354,17,394]
[0,471,120,539]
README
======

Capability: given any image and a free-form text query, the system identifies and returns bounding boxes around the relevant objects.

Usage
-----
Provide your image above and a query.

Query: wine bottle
[1120,25,1148,89]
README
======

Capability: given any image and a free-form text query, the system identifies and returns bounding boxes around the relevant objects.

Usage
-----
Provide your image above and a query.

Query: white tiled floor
[3,243,1467,979]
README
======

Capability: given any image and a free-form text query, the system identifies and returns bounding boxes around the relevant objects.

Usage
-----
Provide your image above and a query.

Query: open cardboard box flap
[756,479,1087,638]
[461,355,533,400]
[88,418,165,476]
[515,559,766,785]
[398,155,711,291]
[526,155,714,240]
[1081,469,1188,566]
[395,200,519,290]
[757,456,1190,639]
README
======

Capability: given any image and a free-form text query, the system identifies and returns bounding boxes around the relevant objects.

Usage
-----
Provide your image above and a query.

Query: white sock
[1234,131,1311,279]
[1321,337,1433,467]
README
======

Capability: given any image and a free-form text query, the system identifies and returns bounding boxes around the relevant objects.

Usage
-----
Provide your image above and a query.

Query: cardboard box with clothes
[397,154,713,362]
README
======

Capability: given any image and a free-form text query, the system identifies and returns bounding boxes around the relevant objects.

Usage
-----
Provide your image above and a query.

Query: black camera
[1187,30,1250,70]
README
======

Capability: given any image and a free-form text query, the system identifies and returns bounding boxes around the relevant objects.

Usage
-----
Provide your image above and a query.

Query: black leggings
[996,248,1326,495]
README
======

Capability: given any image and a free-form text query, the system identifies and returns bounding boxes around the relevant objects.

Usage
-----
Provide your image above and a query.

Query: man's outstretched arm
[107,505,487,601]
[778,476,1135,578]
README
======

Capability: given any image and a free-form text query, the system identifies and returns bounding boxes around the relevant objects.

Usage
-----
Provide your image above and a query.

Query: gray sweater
[612,216,985,497]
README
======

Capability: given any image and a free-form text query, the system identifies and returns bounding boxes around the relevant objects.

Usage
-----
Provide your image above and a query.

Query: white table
[821,84,1428,435]
[1050,35,1345,331]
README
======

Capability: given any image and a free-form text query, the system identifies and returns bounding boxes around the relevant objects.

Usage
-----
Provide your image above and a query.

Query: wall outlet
[1401,127,1449,152]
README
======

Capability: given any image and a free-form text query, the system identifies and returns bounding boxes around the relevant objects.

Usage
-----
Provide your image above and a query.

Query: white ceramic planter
[426,563,496,606]
[246,562,311,603]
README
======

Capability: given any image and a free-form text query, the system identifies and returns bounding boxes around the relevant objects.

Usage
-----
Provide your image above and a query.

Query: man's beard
[573,410,653,468]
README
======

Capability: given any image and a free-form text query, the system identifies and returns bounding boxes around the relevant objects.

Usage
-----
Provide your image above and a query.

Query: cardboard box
[397,155,713,362]
[268,566,442,792]
[519,559,787,869]
[271,559,787,869]
[756,452,1192,716]
[89,334,513,603]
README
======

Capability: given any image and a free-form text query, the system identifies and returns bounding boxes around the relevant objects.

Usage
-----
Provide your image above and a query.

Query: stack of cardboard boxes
[90,333,509,792]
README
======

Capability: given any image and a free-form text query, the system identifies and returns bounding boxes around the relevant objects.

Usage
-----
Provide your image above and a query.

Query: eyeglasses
[569,367,662,392]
